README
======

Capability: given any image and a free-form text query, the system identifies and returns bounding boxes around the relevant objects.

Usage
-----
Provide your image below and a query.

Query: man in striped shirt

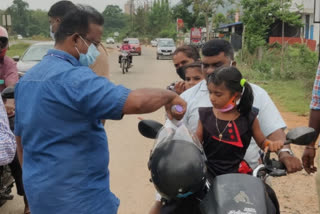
[0,96,15,166]
[302,62,320,207]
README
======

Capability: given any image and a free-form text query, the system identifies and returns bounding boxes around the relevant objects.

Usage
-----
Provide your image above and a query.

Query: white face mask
[49,25,55,40]
[75,36,100,66]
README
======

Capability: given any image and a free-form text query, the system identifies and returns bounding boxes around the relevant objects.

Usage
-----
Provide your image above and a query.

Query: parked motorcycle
[0,87,15,207]
[138,120,315,214]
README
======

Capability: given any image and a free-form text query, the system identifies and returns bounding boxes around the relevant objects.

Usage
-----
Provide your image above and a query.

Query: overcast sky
[0,0,180,12]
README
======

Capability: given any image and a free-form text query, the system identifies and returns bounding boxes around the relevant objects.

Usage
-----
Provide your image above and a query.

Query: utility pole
[131,0,134,32]
[1,14,11,32]
[280,0,284,75]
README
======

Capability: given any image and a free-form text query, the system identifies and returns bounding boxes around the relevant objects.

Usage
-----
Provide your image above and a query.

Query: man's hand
[174,81,185,95]
[165,96,187,121]
[302,147,317,174]
[279,152,303,173]
[4,98,15,116]
[5,103,15,116]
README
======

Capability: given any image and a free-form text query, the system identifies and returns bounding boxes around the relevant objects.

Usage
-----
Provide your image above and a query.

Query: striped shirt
[311,62,320,110]
[0,97,16,165]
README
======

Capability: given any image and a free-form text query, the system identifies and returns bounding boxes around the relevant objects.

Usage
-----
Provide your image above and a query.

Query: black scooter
[138,120,315,214]
[0,87,15,206]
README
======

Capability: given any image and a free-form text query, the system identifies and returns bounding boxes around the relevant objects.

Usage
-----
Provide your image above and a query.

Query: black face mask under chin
[176,67,185,80]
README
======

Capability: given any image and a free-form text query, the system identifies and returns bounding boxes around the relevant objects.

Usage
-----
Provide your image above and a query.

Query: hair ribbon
[240,78,246,87]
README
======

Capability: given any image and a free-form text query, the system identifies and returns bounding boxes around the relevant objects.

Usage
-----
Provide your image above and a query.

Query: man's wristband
[277,148,294,156]
[305,146,317,150]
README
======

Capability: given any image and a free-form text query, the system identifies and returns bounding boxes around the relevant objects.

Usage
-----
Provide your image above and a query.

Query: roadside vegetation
[237,43,318,116]
[7,43,30,58]
[238,0,316,116]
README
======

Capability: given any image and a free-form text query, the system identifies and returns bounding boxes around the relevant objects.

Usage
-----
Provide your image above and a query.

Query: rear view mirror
[13,56,20,62]
[138,120,163,139]
[285,127,316,145]
[1,87,15,99]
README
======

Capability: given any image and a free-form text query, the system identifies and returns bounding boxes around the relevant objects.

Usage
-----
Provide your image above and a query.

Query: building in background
[125,0,135,15]
[212,0,320,52]
[267,0,319,51]
[293,0,320,50]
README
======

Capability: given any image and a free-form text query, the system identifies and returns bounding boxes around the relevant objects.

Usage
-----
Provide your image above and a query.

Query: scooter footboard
[200,173,269,214]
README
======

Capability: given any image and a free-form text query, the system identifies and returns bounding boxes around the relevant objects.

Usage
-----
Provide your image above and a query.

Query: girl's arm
[252,118,283,152]
[196,120,203,144]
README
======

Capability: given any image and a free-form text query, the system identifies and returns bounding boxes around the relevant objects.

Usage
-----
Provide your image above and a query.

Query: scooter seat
[200,173,271,214]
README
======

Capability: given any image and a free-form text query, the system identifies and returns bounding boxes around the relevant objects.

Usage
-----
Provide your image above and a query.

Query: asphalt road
[0,45,179,214]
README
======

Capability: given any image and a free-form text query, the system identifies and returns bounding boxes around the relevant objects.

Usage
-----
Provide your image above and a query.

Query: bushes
[285,44,318,80]
[237,43,318,115]
[237,43,318,81]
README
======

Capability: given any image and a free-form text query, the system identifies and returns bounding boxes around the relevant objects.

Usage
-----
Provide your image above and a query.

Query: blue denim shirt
[14,49,131,214]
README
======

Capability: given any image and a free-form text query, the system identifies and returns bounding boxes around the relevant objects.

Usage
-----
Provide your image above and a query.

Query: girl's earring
[236,99,241,105]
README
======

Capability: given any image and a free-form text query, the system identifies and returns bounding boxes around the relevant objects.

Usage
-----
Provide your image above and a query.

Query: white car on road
[106,37,115,44]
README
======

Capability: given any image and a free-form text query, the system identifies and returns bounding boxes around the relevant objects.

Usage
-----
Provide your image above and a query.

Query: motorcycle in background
[118,45,135,74]
[120,50,131,74]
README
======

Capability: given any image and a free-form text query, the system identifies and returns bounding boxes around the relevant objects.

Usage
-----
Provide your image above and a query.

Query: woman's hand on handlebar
[264,140,284,153]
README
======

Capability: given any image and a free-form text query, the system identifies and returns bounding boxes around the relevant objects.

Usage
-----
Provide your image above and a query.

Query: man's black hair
[173,45,200,61]
[55,5,104,43]
[48,1,76,18]
[182,61,202,74]
[202,39,234,60]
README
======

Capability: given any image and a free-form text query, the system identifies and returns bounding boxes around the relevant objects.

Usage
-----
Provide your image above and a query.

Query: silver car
[16,41,54,76]
[156,38,176,60]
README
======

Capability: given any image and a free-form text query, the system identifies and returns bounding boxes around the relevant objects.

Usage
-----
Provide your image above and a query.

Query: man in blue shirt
[14,6,186,214]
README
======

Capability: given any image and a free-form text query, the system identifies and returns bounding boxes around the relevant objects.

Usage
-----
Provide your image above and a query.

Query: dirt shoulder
[273,110,319,213]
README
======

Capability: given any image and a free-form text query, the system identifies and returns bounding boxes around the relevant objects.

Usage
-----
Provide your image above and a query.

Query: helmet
[123,39,129,43]
[0,26,8,57]
[0,26,8,38]
[148,125,207,200]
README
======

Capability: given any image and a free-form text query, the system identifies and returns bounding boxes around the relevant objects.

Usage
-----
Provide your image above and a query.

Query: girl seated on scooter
[196,66,284,177]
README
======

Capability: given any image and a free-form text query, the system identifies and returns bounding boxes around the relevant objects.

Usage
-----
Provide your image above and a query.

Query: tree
[102,5,127,35]
[147,0,175,38]
[29,10,50,37]
[192,0,227,41]
[134,7,148,36]
[241,0,302,54]
[214,13,227,28]
[7,0,30,36]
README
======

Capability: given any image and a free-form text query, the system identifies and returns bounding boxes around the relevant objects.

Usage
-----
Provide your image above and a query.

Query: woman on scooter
[196,66,284,177]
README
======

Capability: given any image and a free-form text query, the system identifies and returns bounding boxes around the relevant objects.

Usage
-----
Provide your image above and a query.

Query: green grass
[7,43,31,58]
[238,64,312,116]
[254,80,310,116]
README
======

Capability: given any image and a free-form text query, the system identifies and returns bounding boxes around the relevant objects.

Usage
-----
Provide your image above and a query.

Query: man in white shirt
[174,39,302,171]
[149,39,302,214]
